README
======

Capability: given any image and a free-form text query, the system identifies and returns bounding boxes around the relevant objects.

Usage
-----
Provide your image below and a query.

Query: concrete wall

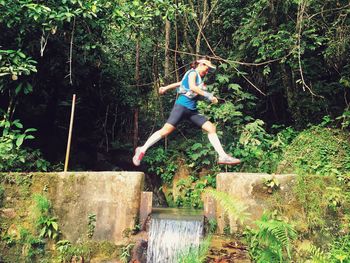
[47,172,144,245]
[215,173,296,233]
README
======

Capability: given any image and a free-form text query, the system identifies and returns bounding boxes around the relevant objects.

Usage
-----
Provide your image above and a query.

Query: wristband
[203,91,214,101]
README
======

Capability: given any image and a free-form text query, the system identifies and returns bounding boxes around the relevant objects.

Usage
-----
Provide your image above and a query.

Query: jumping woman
[133,58,241,166]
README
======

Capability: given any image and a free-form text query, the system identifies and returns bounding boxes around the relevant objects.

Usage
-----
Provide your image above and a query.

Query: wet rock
[7,224,20,238]
[130,239,148,263]
[0,208,16,219]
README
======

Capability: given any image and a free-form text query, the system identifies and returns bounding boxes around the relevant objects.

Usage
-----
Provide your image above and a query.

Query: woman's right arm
[188,72,218,103]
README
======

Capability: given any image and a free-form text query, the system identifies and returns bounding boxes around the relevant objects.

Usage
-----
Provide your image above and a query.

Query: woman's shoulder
[187,69,197,77]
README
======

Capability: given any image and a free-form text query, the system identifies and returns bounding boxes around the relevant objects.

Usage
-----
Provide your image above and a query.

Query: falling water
[146,208,204,263]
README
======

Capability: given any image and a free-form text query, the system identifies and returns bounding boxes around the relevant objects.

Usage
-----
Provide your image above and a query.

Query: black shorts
[166,104,208,128]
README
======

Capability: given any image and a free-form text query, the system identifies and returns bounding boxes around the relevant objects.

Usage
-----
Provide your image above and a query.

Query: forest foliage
[1,0,349,170]
[1,0,350,262]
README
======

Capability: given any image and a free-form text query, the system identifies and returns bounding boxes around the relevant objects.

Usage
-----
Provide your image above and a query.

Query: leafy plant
[0,118,50,172]
[56,240,91,263]
[56,239,72,262]
[186,142,216,170]
[234,120,297,173]
[277,126,350,176]
[38,216,59,240]
[144,147,179,184]
[33,194,60,240]
[207,219,217,234]
[120,243,134,263]
[329,234,350,263]
[19,228,45,262]
[176,236,211,263]
[263,177,280,194]
[87,213,96,239]
[223,225,231,236]
[0,49,37,79]
[245,214,297,262]
[325,187,345,211]
[336,109,350,130]
[297,241,329,263]
[206,189,250,225]
[175,178,206,209]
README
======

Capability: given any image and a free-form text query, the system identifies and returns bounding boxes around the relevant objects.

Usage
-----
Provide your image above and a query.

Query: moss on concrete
[0,172,143,263]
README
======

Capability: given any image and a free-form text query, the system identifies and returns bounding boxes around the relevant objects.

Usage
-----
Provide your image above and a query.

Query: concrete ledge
[47,172,144,244]
[216,173,296,233]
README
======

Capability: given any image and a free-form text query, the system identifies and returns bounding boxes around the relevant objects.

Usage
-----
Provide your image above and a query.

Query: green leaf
[228,83,241,91]
[52,221,58,231]
[13,121,23,129]
[16,134,25,147]
[17,51,26,58]
[191,143,202,150]
[24,128,37,133]
[39,226,46,237]
[15,83,23,94]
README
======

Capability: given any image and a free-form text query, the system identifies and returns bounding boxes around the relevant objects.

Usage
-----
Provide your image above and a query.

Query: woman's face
[198,63,209,77]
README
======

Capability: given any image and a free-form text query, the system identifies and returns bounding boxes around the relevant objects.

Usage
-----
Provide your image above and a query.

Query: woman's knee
[202,121,216,133]
[160,123,175,136]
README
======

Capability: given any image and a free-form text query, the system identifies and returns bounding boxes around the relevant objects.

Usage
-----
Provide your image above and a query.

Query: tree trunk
[164,19,171,81]
[280,63,299,124]
[195,0,208,56]
[133,39,140,149]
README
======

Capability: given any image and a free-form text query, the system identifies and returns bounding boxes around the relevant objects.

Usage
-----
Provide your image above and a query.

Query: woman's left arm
[159,81,181,94]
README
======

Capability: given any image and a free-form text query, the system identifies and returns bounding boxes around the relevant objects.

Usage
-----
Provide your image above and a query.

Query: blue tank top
[176,69,204,110]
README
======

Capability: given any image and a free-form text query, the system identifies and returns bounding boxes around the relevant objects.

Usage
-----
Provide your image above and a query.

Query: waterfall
[146,208,204,263]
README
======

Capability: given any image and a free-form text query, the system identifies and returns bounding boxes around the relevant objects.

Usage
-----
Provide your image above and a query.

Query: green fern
[298,242,329,263]
[256,249,281,263]
[247,214,297,262]
[255,214,297,259]
[205,189,250,224]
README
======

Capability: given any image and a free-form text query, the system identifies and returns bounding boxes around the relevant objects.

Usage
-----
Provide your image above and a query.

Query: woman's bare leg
[202,121,241,165]
[133,123,176,166]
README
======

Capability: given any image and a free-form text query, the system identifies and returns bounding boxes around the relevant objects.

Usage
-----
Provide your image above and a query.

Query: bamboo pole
[64,94,76,172]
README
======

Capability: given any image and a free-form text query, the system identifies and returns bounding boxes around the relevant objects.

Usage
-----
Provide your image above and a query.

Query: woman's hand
[211,97,218,104]
[159,86,166,94]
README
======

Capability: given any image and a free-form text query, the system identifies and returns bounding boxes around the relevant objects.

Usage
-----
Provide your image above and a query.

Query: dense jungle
[1,0,350,262]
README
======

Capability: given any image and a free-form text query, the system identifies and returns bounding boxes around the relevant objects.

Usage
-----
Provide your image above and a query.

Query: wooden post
[139,192,153,229]
[204,192,216,221]
[64,94,76,172]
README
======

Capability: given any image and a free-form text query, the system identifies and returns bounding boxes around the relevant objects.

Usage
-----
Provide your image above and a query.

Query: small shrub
[233,121,297,173]
[176,237,211,263]
[207,219,218,234]
[186,141,217,171]
[119,243,134,263]
[277,126,350,175]
[143,147,179,184]
[329,234,350,263]
[33,194,60,241]
[0,118,50,172]
[87,213,96,239]
[19,228,45,262]
[263,177,280,194]
[175,179,206,209]
[56,240,92,262]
